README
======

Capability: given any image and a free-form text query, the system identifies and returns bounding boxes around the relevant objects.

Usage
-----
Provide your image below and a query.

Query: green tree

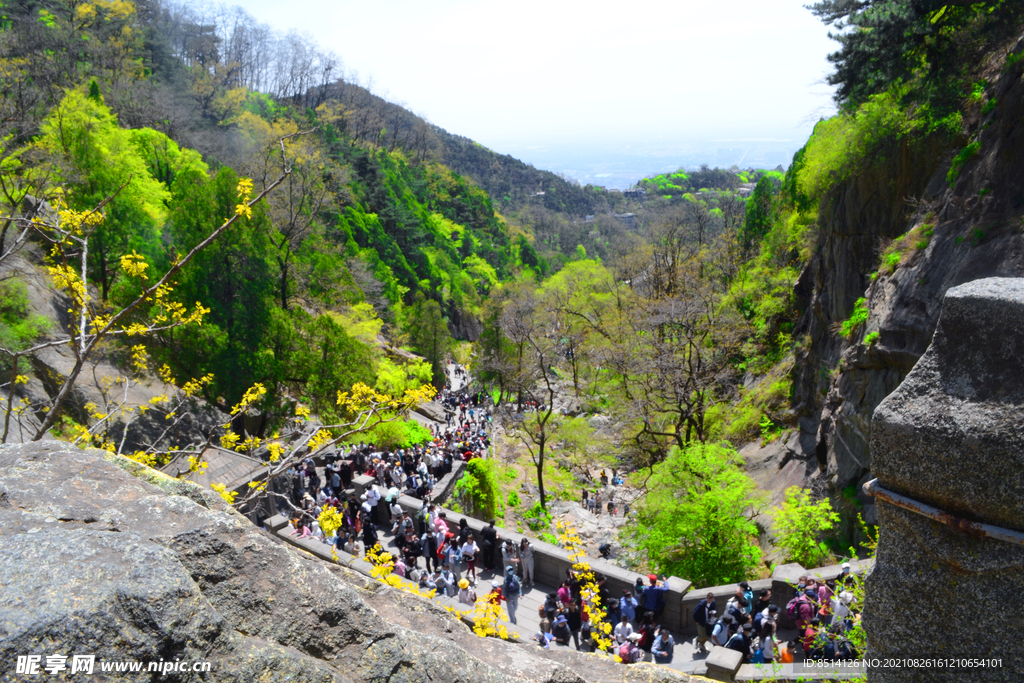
[741,175,780,254]
[36,89,171,300]
[453,457,501,520]
[625,442,765,586]
[773,486,841,567]
[407,292,451,389]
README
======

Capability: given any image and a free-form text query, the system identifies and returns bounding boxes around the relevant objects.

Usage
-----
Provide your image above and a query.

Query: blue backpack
[506,575,521,596]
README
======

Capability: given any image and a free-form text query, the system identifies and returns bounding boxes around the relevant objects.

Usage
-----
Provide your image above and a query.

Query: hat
[506,565,515,574]
[627,633,641,642]
[841,562,851,572]
[805,588,817,599]
[768,604,780,613]
[554,615,568,624]
[492,580,501,588]
[742,623,753,631]
[648,573,658,583]
[459,578,470,589]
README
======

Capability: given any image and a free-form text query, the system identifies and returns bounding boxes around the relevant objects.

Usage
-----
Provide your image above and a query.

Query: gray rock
[0,442,691,683]
[865,277,1024,682]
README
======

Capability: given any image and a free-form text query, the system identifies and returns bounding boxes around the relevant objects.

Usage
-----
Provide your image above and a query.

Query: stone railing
[677,559,873,635]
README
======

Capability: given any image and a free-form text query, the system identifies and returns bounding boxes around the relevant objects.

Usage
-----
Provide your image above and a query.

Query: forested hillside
[2,0,1022,590]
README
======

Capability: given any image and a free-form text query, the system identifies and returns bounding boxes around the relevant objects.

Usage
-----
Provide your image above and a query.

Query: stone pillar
[866,278,1024,682]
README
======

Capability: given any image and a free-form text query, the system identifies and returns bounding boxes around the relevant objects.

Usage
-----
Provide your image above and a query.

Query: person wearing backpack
[725,622,747,659]
[739,581,755,615]
[504,565,521,624]
[711,613,731,647]
[692,593,716,654]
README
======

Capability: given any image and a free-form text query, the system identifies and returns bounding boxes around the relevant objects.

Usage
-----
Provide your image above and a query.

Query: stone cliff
[792,32,1024,521]
[0,442,688,683]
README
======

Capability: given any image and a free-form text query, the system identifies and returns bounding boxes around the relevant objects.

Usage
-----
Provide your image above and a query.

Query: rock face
[864,278,1024,682]
[0,442,688,683]
[793,35,1024,516]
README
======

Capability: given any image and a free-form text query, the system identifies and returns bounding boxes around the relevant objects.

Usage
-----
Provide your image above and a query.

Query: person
[832,588,855,631]
[566,599,583,650]
[760,616,777,664]
[692,593,716,654]
[481,519,497,571]
[543,592,559,621]
[439,564,458,597]
[795,588,817,630]
[652,626,675,664]
[725,622,747,659]
[755,589,772,615]
[461,536,479,584]
[501,539,519,576]
[503,565,521,624]
[619,590,638,623]
[637,612,656,659]
[551,614,572,646]
[711,613,731,647]
[458,578,476,605]
[818,579,835,623]
[581,488,589,506]
[613,613,634,646]
[487,580,505,613]
[739,581,755,615]
[519,538,535,586]
[726,595,747,625]
[534,605,553,648]
[619,633,642,663]
[642,574,670,621]
[557,580,572,608]
[802,617,821,657]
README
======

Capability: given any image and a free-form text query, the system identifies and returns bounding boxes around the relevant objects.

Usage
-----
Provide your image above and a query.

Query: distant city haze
[241,0,839,188]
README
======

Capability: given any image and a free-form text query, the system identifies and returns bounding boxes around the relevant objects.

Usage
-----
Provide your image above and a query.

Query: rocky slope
[0,441,688,683]
[792,33,1024,520]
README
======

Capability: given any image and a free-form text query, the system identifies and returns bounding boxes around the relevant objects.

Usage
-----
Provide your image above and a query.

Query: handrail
[863,478,1024,546]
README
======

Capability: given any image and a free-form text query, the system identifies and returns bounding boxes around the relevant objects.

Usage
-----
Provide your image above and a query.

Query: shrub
[864,331,880,346]
[773,486,841,568]
[947,141,981,186]
[506,490,521,508]
[840,298,869,338]
[454,459,501,520]
[623,443,764,586]
[524,500,553,531]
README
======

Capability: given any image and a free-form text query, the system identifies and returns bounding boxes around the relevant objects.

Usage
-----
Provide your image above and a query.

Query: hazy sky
[240,0,838,158]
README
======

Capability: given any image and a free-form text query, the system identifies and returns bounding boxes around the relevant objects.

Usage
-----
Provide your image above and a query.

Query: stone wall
[865,278,1024,682]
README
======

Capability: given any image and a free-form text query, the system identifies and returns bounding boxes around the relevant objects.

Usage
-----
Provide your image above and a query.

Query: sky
[239,0,840,183]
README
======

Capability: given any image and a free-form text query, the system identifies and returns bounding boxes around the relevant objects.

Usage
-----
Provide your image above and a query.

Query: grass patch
[864,331,880,346]
[948,141,981,186]
[839,298,869,339]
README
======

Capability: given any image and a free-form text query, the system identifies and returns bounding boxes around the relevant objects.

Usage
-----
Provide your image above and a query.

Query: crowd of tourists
[691,568,860,665]
[282,365,492,556]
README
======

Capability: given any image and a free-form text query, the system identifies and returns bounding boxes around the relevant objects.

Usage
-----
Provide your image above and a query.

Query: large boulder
[865,278,1024,682]
[0,442,690,682]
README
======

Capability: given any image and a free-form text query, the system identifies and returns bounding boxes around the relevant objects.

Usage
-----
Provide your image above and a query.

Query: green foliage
[773,486,841,568]
[37,89,172,299]
[506,490,521,508]
[625,443,764,586]
[947,141,981,186]
[454,458,502,521]
[538,532,558,545]
[741,176,780,252]
[864,331,880,346]
[0,281,48,374]
[840,298,869,338]
[524,499,553,531]
[405,292,452,389]
[356,418,432,450]
[798,86,923,205]
[809,0,1024,108]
